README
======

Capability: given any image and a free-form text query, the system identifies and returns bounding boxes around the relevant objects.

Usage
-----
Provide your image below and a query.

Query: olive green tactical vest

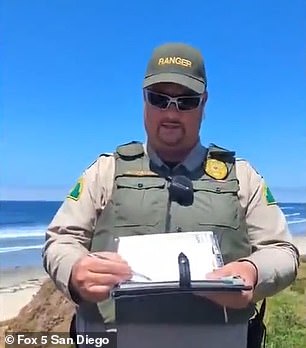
[89,141,254,325]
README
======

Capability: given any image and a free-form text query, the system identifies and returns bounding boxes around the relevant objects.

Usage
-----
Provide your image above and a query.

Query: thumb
[205,267,232,279]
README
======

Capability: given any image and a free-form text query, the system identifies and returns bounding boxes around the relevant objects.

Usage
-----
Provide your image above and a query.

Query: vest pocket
[116,176,166,190]
[191,180,251,263]
[192,180,240,229]
[113,176,166,229]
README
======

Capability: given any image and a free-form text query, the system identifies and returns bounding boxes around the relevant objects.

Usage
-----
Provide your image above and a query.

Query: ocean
[0,200,305,269]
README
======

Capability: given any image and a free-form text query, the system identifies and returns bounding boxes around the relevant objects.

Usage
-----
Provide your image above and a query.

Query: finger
[205,268,233,279]
[83,285,112,302]
[87,257,132,276]
[199,291,253,309]
[195,291,230,307]
[87,270,132,286]
[93,251,128,263]
[200,293,242,308]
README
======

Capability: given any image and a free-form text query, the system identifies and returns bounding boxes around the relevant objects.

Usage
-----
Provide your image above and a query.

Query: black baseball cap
[143,43,207,94]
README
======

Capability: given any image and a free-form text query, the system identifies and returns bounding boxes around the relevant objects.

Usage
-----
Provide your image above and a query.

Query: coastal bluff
[0,279,75,348]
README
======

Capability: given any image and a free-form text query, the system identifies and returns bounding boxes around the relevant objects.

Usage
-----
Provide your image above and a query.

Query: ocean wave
[0,244,44,254]
[285,213,301,217]
[0,220,37,227]
[288,219,306,225]
[0,215,305,242]
[0,226,46,239]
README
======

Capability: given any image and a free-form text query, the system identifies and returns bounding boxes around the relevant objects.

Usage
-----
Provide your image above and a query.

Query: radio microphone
[165,175,194,232]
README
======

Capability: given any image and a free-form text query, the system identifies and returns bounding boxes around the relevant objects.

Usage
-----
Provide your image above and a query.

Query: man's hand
[195,261,258,309]
[70,251,133,303]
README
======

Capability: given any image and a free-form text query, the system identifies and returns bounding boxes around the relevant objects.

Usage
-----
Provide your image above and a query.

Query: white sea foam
[288,219,306,225]
[284,213,300,217]
[0,244,44,254]
[281,206,296,210]
[0,226,46,239]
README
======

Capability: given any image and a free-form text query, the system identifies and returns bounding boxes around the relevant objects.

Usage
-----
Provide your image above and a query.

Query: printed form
[116,231,223,284]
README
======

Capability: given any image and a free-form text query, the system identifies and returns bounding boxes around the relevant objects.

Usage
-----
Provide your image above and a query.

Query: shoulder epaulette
[116,140,144,159]
[208,143,236,158]
[86,152,113,169]
[99,152,112,157]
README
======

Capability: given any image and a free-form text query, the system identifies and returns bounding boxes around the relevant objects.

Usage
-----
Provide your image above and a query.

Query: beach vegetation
[264,259,306,348]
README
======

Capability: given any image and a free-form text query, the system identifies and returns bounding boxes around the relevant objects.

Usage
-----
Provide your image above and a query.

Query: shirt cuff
[43,247,87,305]
[238,248,298,302]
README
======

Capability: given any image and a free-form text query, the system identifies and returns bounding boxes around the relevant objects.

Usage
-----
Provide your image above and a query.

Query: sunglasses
[143,89,203,111]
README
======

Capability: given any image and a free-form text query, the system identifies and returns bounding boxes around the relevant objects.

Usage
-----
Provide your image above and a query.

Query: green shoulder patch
[263,184,277,205]
[67,177,83,201]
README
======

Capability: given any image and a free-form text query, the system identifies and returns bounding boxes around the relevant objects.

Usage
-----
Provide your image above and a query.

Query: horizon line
[1,199,305,204]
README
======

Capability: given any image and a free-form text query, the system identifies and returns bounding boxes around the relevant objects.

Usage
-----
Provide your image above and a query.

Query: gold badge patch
[205,159,228,180]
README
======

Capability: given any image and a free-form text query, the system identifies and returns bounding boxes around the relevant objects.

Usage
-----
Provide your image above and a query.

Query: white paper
[116,231,223,284]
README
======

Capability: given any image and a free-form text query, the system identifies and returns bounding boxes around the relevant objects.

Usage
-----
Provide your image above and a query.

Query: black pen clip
[178,252,191,288]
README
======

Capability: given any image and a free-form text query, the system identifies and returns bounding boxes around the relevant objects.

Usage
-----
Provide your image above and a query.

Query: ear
[199,91,208,115]
[202,90,208,105]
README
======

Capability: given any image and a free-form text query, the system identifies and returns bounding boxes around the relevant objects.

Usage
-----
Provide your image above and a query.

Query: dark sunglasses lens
[178,97,201,110]
[147,92,169,109]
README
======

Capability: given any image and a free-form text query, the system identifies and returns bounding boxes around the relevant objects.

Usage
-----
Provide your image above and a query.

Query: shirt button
[176,226,182,232]
[138,183,143,188]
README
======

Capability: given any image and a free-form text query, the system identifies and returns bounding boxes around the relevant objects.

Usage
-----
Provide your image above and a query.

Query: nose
[164,103,180,118]
[168,102,178,111]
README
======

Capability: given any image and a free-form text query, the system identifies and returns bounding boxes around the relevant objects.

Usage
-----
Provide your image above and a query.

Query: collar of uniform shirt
[145,141,207,173]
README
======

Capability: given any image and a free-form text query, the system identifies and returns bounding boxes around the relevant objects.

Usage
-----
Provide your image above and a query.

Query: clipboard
[108,231,252,299]
[111,252,252,299]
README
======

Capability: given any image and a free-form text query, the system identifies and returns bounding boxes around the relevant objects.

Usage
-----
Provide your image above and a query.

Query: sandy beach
[292,235,306,257]
[0,266,48,322]
[0,236,305,323]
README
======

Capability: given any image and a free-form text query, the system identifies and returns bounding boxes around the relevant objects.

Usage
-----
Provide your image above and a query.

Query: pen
[88,253,152,281]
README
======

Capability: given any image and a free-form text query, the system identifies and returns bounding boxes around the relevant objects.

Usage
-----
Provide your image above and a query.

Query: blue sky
[1,0,305,202]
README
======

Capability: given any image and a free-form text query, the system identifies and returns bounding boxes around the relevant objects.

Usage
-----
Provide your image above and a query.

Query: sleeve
[42,155,112,303]
[236,160,300,303]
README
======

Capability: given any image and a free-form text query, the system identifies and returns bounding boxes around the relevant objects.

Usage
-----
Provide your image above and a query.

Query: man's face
[144,82,207,156]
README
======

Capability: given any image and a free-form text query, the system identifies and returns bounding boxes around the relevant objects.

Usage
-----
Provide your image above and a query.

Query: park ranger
[42,43,300,342]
